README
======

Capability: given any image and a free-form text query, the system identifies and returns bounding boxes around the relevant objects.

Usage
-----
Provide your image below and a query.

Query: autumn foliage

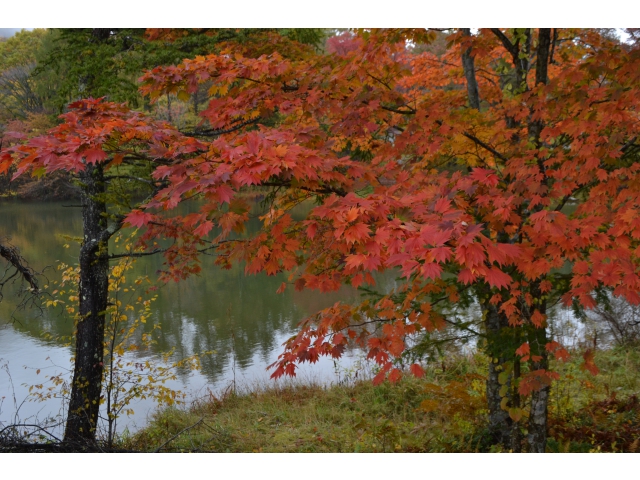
[3,29,640,447]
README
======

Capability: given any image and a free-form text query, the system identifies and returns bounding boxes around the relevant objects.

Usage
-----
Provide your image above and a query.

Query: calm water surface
[0,200,396,434]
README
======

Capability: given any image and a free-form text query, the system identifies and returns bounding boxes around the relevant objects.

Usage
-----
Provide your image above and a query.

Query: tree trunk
[63,163,109,444]
[525,30,552,453]
[460,28,480,111]
[460,30,519,450]
[527,297,550,453]
[528,377,550,452]
[484,302,514,449]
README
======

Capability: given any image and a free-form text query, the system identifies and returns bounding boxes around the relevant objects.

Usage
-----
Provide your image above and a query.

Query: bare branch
[490,29,518,57]
[152,418,204,453]
[104,175,158,187]
[0,240,39,293]
[260,181,347,197]
[108,248,165,260]
[459,130,509,163]
[380,105,416,115]
[181,117,261,138]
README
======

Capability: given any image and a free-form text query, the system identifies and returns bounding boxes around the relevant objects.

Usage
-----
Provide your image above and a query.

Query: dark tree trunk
[63,163,109,444]
[460,28,481,111]
[534,29,552,86]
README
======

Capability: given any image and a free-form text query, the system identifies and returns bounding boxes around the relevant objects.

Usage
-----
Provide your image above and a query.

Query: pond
[0,199,398,435]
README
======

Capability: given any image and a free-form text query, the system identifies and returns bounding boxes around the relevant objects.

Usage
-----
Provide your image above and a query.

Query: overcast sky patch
[0,28,32,38]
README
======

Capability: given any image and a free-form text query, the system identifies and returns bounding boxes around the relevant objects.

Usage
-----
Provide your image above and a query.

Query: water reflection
[0,199,397,431]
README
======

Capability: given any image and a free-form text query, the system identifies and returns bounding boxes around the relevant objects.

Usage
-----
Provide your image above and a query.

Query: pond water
[0,200,397,435]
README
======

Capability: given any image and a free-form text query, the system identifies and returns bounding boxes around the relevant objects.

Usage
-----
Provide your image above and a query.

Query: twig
[0,423,62,442]
[152,417,204,452]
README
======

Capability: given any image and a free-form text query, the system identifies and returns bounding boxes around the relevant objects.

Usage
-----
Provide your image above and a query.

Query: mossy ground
[123,347,640,453]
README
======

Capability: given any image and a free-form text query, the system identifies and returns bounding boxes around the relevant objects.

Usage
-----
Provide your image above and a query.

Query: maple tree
[3,28,640,452]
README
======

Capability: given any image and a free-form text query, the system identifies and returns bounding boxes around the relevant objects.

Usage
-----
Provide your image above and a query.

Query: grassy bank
[125,347,640,453]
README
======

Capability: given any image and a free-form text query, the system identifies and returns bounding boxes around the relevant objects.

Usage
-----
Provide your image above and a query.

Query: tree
[126,28,640,452]
[0,29,48,121]
[4,28,640,452]
[1,100,167,443]
[35,28,325,115]
[0,28,325,445]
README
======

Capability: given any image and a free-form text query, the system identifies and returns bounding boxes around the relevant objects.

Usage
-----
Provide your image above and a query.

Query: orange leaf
[410,363,425,378]
[388,368,402,383]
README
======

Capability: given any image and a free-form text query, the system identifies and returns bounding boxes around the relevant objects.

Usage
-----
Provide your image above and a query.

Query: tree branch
[460,130,509,163]
[108,248,166,260]
[104,175,159,187]
[261,181,347,197]
[181,117,261,138]
[621,136,637,153]
[152,418,204,453]
[490,29,518,57]
[380,105,416,115]
[0,240,39,293]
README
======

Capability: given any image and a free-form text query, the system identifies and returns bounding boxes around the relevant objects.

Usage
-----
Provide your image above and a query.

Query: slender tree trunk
[510,347,523,452]
[63,163,109,444]
[167,94,173,123]
[460,28,480,111]
[527,327,550,452]
[460,32,517,450]
[526,288,549,453]
[484,302,514,449]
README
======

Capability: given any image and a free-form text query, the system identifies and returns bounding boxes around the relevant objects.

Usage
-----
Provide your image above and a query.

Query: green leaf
[32,166,46,179]
[499,384,509,397]
[508,407,523,422]
[177,90,190,102]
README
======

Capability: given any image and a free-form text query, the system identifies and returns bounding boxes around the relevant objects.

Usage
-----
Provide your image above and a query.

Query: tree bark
[461,29,481,111]
[460,32,516,450]
[63,163,109,444]
[484,302,514,449]
[534,29,552,86]
[527,324,550,452]
[526,285,549,453]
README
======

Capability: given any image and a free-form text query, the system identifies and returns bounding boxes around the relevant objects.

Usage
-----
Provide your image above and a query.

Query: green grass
[124,347,640,453]
[127,355,488,453]
[546,346,640,452]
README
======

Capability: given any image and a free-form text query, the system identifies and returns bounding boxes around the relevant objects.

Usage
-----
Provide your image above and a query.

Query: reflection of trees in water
[146,260,344,382]
[0,201,82,337]
[0,201,82,267]
[2,201,402,385]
